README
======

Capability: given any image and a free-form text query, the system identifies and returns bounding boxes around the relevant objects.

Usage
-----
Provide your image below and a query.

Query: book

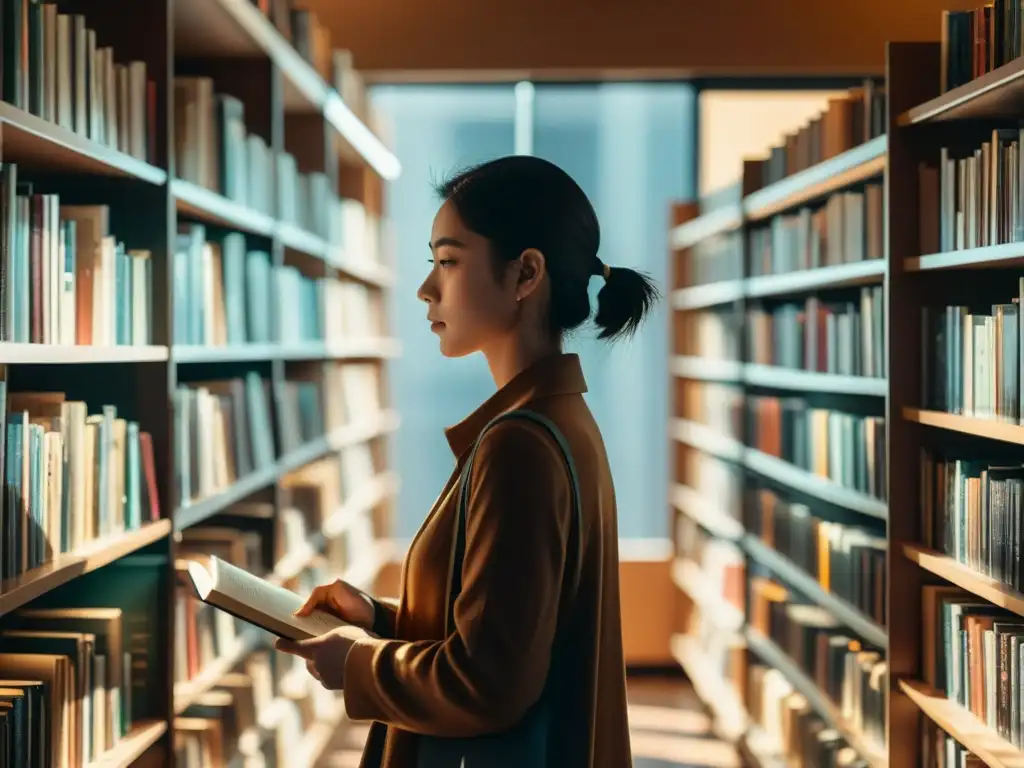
[186,555,347,641]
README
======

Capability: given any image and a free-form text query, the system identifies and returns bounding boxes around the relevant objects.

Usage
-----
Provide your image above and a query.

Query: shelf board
[670,419,744,463]
[328,252,397,288]
[173,0,266,55]
[743,535,887,648]
[0,520,172,618]
[903,408,1024,445]
[743,136,887,222]
[670,634,748,742]
[323,471,400,538]
[671,483,744,541]
[277,341,330,361]
[175,461,282,530]
[174,629,262,714]
[172,179,277,237]
[906,242,1024,272]
[174,0,322,108]
[328,410,401,451]
[296,701,348,768]
[669,205,742,251]
[278,222,328,259]
[744,448,888,520]
[86,719,168,768]
[742,364,887,396]
[345,538,395,591]
[324,92,402,181]
[277,434,333,474]
[744,628,887,767]
[746,259,886,300]
[326,337,402,360]
[672,558,745,632]
[671,356,743,383]
[741,726,789,768]
[0,102,167,184]
[172,0,400,180]
[671,280,744,311]
[173,343,297,363]
[904,544,1024,619]
[899,680,1021,768]
[899,57,1024,125]
[0,343,169,364]
[174,341,400,364]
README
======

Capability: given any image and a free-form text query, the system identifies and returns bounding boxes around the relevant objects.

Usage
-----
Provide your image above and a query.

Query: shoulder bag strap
[444,409,583,636]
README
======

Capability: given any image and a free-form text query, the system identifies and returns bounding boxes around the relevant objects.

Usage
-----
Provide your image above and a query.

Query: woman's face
[417,200,520,358]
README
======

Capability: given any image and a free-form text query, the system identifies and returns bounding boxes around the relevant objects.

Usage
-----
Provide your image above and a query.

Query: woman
[276,155,659,767]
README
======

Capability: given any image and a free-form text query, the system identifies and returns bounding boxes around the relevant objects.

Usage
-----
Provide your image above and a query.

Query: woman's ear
[516,248,546,302]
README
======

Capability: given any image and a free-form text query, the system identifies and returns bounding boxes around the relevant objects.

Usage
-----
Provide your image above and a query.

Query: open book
[187,556,348,641]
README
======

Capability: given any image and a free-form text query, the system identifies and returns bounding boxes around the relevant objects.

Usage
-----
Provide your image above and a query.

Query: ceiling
[302,0,974,82]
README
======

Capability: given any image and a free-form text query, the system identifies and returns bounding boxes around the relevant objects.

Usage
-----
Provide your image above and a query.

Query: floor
[628,676,741,768]
[324,675,740,767]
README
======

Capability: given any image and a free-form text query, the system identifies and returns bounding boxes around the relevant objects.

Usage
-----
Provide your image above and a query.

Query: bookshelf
[0,0,401,765]
[669,83,889,766]
[672,31,1024,768]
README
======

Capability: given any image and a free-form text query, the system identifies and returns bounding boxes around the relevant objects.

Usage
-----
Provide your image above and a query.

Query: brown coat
[342,353,632,767]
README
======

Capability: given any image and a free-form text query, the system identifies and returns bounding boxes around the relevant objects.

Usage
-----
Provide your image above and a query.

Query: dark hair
[433,156,659,341]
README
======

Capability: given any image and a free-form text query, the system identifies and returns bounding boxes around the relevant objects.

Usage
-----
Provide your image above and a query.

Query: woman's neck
[484,333,561,390]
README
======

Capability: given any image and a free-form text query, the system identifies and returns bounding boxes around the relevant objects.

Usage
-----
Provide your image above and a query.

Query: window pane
[532,82,697,539]
[370,84,517,539]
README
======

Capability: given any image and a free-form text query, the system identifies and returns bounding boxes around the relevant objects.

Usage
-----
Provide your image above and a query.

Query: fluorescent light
[514,80,535,156]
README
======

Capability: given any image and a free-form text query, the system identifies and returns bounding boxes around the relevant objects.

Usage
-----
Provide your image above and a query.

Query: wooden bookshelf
[905,242,1024,272]
[744,259,885,300]
[903,544,1024,620]
[896,54,1024,125]
[742,535,887,648]
[0,101,169,183]
[744,628,887,768]
[742,134,887,222]
[741,364,887,397]
[88,720,170,768]
[671,278,745,311]
[670,634,748,742]
[670,483,744,541]
[882,35,1024,765]
[903,408,1024,446]
[671,558,744,632]
[668,80,890,767]
[0,0,401,764]
[899,681,1024,768]
[743,448,888,520]
[0,520,173,618]
[669,204,742,251]
[689,28,1024,768]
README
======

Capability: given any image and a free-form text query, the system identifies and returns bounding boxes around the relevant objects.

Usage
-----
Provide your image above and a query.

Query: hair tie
[602,263,611,280]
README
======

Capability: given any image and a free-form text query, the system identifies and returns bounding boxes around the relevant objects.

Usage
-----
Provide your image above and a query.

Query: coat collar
[444,353,588,460]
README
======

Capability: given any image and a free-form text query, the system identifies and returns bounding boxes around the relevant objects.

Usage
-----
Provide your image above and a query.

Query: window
[370,81,696,541]
[532,82,696,539]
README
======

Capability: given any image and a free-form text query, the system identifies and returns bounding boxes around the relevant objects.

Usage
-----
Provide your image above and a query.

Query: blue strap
[444,409,583,635]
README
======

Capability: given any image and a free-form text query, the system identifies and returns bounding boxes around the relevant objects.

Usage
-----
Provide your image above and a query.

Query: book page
[188,556,348,641]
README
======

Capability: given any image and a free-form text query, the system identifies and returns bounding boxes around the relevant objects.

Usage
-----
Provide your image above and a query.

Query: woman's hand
[294,578,375,630]
[275,625,367,690]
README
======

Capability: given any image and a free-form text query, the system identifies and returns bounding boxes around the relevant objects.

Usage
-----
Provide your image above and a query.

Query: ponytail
[433,156,660,342]
[593,265,660,341]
